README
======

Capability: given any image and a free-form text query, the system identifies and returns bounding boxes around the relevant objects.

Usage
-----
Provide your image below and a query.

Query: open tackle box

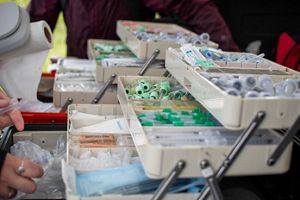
[52,58,118,107]
[165,47,300,129]
[63,104,202,200]
[117,20,218,60]
[87,39,166,84]
[117,76,292,179]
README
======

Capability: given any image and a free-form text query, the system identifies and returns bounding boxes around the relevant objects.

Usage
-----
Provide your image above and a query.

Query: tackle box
[53,81,118,107]
[87,39,166,84]
[117,20,218,60]
[117,76,293,178]
[64,104,202,200]
[165,47,300,129]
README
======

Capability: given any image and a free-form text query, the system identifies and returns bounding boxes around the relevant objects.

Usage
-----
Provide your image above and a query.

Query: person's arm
[143,0,240,51]
[27,0,61,31]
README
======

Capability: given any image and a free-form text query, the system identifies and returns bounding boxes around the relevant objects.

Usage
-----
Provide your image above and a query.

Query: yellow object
[0,86,7,95]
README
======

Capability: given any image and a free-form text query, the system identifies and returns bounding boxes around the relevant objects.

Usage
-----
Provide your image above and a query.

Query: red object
[276,32,300,71]
[41,70,56,78]
[21,112,67,124]
[28,0,240,58]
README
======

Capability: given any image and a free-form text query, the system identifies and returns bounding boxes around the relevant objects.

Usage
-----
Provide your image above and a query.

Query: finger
[0,182,11,199]
[8,109,24,131]
[14,158,44,179]
[6,174,37,194]
[0,99,9,108]
[1,155,39,194]
[0,92,9,100]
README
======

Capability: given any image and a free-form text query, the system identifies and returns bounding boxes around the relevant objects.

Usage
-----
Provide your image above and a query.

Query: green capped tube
[160,84,170,96]
[153,83,161,90]
[141,82,151,92]
[138,79,147,85]
[125,87,130,94]
[135,85,144,96]
[141,92,150,99]
[150,91,159,99]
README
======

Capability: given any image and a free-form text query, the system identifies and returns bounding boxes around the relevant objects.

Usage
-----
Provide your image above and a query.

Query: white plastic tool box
[117,76,292,179]
[63,104,201,200]
[87,39,166,84]
[53,81,118,107]
[165,48,300,129]
[117,20,218,60]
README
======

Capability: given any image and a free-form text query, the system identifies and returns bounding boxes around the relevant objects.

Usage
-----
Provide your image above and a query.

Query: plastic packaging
[0,98,19,115]
[11,134,66,199]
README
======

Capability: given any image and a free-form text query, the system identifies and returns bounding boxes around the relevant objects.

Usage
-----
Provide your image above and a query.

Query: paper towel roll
[0,20,53,60]
[0,21,53,101]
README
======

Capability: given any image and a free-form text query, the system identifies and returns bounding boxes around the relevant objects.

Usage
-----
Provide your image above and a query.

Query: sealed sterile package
[55,81,104,92]
[62,162,205,197]
[56,72,96,81]
[58,58,96,72]
[11,135,66,199]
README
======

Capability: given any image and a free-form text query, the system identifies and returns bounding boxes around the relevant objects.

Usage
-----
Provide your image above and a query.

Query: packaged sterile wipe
[73,163,206,197]
[76,163,149,196]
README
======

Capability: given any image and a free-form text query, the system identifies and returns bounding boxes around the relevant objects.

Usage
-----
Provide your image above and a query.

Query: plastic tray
[165,48,300,129]
[87,39,166,83]
[117,20,218,59]
[53,81,118,107]
[65,104,203,200]
[117,76,292,179]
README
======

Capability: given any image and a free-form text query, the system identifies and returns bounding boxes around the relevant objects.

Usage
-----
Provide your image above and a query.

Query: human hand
[0,153,44,199]
[0,93,24,131]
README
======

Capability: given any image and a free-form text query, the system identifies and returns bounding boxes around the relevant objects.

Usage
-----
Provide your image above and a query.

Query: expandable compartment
[117,20,218,59]
[117,76,293,178]
[87,39,166,84]
[64,104,203,200]
[166,48,300,129]
[53,81,118,107]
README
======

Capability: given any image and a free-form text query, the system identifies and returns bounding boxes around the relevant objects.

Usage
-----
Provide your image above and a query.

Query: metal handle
[151,160,185,200]
[59,97,73,113]
[197,111,266,200]
[200,160,224,200]
[268,115,300,166]
[91,74,116,104]
[138,49,160,76]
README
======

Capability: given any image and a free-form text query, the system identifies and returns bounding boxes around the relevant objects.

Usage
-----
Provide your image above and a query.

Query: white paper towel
[0,21,53,101]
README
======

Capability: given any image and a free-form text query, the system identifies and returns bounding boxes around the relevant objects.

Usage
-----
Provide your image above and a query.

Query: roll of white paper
[0,21,53,101]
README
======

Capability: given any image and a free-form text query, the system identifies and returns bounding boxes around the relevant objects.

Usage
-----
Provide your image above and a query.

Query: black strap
[0,150,7,174]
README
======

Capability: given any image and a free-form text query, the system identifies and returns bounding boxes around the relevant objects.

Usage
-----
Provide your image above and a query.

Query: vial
[241,75,257,90]
[258,75,274,95]
[282,79,297,96]
[228,79,244,91]
[199,33,210,44]
[244,91,259,98]
[225,88,240,96]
